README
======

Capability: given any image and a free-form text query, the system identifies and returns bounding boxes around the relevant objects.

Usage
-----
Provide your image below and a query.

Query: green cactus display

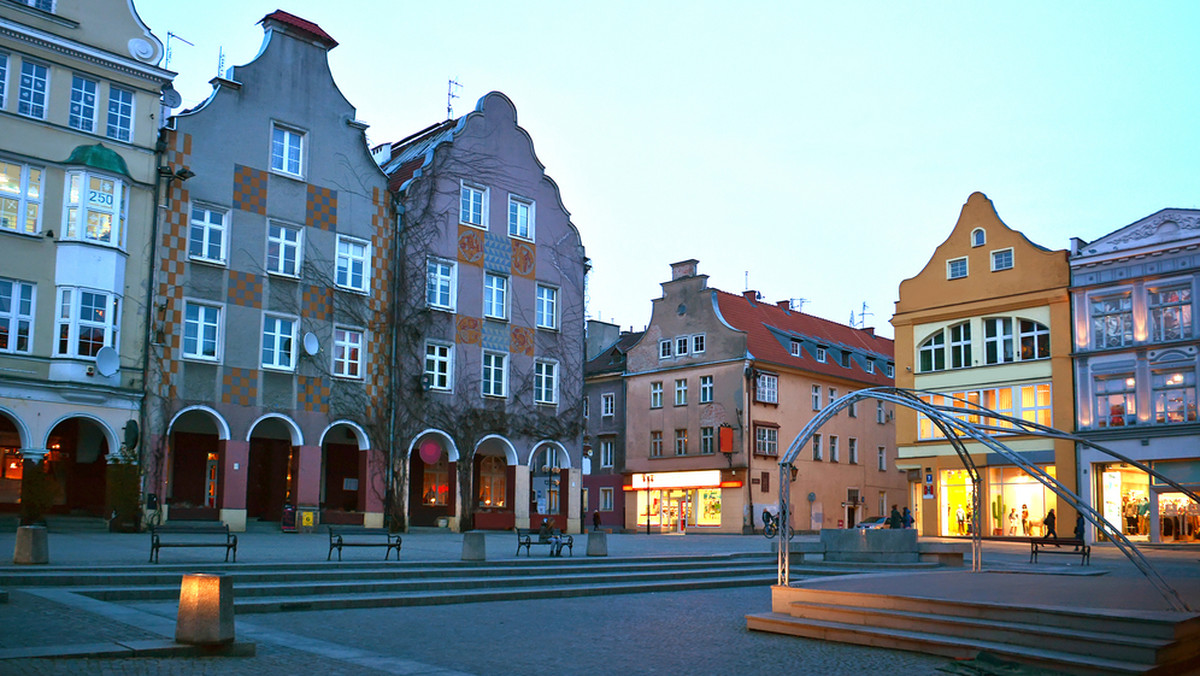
[991,496,1005,530]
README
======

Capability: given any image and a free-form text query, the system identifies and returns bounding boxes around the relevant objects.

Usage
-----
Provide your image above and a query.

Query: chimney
[776,300,791,310]
[743,290,759,303]
[670,259,699,281]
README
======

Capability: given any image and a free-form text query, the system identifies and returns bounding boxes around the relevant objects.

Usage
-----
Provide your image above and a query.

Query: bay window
[55,287,119,358]
[0,278,34,353]
[64,171,127,247]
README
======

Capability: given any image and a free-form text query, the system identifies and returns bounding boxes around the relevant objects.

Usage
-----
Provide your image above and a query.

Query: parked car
[855,516,888,529]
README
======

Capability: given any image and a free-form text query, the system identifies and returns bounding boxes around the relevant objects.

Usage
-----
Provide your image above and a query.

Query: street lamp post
[645,474,654,535]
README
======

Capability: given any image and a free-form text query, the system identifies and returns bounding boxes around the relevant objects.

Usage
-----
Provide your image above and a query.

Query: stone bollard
[13,525,49,565]
[587,531,608,557]
[461,531,486,561]
[176,573,234,645]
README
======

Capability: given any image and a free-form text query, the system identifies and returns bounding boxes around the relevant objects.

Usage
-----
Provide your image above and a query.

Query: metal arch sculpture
[773,386,1198,613]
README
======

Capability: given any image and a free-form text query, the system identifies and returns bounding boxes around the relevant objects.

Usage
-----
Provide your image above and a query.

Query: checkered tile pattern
[457,226,484,265]
[456,316,482,345]
[482,320,509,353]
[233,164,268,214]
[511,240,536,279]
[153,130,196,402]
[364,186,391,422]
[306,184,338,231]
[303,285,333,321]
[483,230,512,272]
[298,375,330,414]
[510,326,534,357]
[222,367,259,407]
[228,270,264,308]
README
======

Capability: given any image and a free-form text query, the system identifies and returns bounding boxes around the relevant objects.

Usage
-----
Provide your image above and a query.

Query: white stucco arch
[526,440,571,469]
[245,413,303,446]
[318,420,370,451]
[407,428,460,463]
[474,434,518,465]
[41,412,119,459]
[0,404,31,449]
[168,405,231,440]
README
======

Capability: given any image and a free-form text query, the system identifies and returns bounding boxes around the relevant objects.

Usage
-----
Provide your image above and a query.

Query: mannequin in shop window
[1008,508,1018,535]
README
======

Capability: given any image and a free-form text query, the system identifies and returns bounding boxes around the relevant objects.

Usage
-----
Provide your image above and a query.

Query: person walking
[902,507,914,529]
[1073,512,1085,550]
[889,505,903,529]
[1042,508,1058,544]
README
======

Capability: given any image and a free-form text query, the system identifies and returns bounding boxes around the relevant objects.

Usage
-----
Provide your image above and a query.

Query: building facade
[582,320,640,530]
[376,92,587,532]
[0,0,171,518]
[892,193,1075,538]
[147,12,393,531]
[623,260,903,534]
[1070,209,1200,544]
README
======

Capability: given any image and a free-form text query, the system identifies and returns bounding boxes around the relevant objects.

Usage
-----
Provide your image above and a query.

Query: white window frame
[536,284,558,330]
[829,435,839,462]
[105,85,134,142]
[335,235,370,293]
[919,330,946,372]
[188,203,227,264]
[877,400,886,424]
[0,158,43,235]
[700,426,714,455]
[0,277,35,354]
[650,381,663,408]
[650,431,663,458]
[270,123,305,177]
[658,339,672,359]
[601,393,615,417]
[600,486,614,511]
[756,373,778,404]
[260,314,296,371]
[332,325,364,379]
[984,317,1015,365]
[0,52,8,109]
[865,360,874,373]
[991,248,1014,271]
[947,256,968,280]
[675,336,689,356]
[460,181,488,228]
[1018,319,1050,361]
[755,426,778,456]
[829,387,838,407]
[69,74,98,132]
[424,341,453,391]
[54,287,119,358]
[886,364,894,378]
[534,359,559,405]
[483,272,509,320]
[812,434,822,461]
[481,350,507,398]
[63,170,127,248]
[600,439,614,468]
[674,378,688,406]
[971,228,986,247]
[812,385,822,410]
[815,347,827,363]
[790,340,801,357]
[848,437,858,464]
[1090,292,1134,349]
[507,194,534,240]
[692,333,705,354]
[878,446,887,471]
[1148,283,1193,343]
[948,322,971,369]
[18,59,48,119]
[266,221,303,277]
[182,300,222,362]
[699,375,713,403]
[426,257,456,311]
[674,429,688,456]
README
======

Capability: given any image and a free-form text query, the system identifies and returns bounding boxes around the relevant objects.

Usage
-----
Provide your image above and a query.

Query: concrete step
[788,599,1180,666]
[42,515,110,533]
[746,611,1164,676]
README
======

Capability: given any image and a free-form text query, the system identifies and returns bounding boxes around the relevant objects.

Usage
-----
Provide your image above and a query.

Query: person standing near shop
[1073,512,1085,550]
[1021,504,1030,536]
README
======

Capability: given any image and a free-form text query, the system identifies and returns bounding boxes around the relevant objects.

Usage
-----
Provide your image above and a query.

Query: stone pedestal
[13,525,48,565]
[461,531,486,561]
[176,573,234,645]
[587,531,608,556]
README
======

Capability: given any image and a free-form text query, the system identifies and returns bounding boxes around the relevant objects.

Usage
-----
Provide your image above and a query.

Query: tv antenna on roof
[790,298,808,312]
[851,302,873,329]
[165,31,193,70]
[447,78,461,119]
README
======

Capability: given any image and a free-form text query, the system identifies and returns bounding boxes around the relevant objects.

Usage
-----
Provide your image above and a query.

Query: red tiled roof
[260,10,338,48]
[714,290,894,386]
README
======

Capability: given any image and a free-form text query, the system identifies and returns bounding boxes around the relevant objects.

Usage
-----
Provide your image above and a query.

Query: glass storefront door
[940,469,975,536]
[988,465,1056,537]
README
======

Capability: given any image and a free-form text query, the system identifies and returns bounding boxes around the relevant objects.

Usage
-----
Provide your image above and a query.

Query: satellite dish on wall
[303,332,320,356]
[161,84,182,109]
[95,346,120,377]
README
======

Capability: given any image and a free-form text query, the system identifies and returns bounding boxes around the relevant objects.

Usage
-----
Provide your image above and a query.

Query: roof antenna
[744,271,749,291]
[165,31,193,70]
[790,298,808,312]
[217,46,226,78]
[851,302,873,329]
[447,78,461,119]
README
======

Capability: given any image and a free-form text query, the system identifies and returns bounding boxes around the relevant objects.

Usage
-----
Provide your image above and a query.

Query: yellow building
[891,193,1075,537]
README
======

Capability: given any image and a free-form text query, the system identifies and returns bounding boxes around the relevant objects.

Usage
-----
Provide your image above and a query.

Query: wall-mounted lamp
[44,229,54,238]
[159,166,195,183]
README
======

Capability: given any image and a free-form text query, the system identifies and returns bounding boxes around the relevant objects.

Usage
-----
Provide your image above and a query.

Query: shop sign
[631,470,721,490]
[923,470,934,499]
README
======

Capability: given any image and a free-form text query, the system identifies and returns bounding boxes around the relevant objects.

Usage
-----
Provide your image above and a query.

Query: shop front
[626,470,742,534]
[1093,460,1199,544]
[936,463,1058,538]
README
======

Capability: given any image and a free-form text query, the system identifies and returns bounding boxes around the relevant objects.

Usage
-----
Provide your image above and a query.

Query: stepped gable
[714,290,893,385]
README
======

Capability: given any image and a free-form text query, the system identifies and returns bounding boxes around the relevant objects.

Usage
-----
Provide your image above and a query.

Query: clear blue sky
[137,1,1200,339]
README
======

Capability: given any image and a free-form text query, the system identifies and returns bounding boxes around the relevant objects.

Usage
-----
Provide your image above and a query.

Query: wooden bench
[1030,538,1090,565]
[149,522,237,563]
[514,527,573,556]
[327,527,402,561]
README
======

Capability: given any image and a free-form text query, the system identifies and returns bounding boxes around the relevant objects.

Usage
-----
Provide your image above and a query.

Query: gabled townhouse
[583,320,641,530]
[892,193,1075,537]
[623,260,903,534]
[0,0,171,518]
[374,92,587,532]
[1070,208,1200,544]
[146,11,393,531]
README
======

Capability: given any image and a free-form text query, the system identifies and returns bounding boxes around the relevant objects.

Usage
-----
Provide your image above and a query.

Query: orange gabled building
[891,193,1075,537]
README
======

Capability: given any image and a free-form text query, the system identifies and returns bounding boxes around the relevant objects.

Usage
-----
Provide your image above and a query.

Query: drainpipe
[385,199,404,529]
[744,359,754,534]
[139,129,169,504]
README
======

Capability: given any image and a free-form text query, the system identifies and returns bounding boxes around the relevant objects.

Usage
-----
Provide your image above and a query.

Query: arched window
[971,228,986,247]
[919,332,945,372]
[1018,320,1050,360]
